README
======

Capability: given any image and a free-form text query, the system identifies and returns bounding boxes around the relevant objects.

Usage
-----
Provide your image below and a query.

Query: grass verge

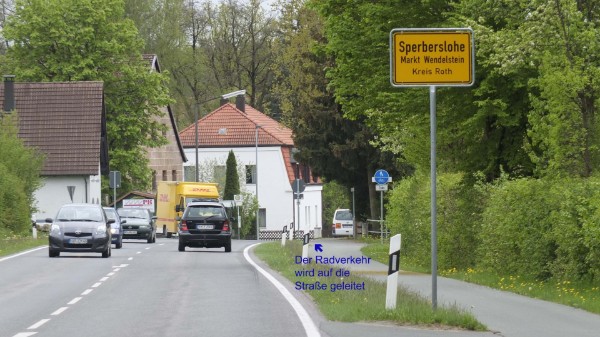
[361,241,600,315]
[254,240,485,331]
[0,234,47,258]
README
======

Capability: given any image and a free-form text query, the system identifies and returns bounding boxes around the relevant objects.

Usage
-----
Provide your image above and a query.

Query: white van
[332,209,354,237]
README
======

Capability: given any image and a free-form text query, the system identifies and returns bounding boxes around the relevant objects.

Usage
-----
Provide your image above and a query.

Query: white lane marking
[0,246,47,263]
[91,282,102,288]
[51,307,68,316]
[27,319,50,330]
[136,251,141,254]
[81,289,93,295]
[243,244,321,337]
[128,257,133,261]
[12,332,37,337]
[145,247,151,250]
[100,277,109,282]
[107,272,115,276]
[159,243,164,246]
[112,264,128,268]
[113,268,121,272]
[68,297,82,305]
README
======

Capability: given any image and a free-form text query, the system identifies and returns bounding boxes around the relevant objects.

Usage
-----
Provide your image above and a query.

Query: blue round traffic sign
[374,169,390,184]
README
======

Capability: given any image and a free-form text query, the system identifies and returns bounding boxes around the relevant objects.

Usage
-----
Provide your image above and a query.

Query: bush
[387,172,485,270]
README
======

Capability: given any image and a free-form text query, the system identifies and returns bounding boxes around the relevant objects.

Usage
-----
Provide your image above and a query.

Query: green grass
[361,241,600,315]
[254,241,485,331]
[0,233,47,258]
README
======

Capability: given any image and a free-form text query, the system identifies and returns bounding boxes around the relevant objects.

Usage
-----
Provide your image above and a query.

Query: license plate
[124,230,137,234]
[70,238,88,244]
[197,224,213,230]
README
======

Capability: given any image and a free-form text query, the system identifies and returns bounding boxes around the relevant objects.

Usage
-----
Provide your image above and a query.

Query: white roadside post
[302,233,310,261]
[386,234,402,309]
[281,225,287,247]
[288,223,294,241]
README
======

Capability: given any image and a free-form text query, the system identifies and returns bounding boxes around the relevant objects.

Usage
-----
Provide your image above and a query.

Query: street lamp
[194,90,246,182]
[255,124,262,240]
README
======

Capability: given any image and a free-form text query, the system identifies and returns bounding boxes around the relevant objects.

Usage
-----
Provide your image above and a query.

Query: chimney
[235,94,245,113]
[3,75,15,113]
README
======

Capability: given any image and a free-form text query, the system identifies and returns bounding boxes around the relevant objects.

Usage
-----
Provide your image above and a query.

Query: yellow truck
[155,181,220,237]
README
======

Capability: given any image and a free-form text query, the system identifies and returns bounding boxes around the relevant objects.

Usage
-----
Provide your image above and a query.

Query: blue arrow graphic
[314,244,323,252]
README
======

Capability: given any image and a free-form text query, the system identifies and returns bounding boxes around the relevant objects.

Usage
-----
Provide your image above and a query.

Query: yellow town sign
[390,28,474,86]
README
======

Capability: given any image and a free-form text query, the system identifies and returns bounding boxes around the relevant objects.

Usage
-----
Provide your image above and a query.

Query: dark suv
[178,201,232,252]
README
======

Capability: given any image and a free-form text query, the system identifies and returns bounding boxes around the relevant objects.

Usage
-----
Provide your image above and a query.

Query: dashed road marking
[82,289,93,295]
[27,319,50,330]
[91,282,102,288]
[100,277,109,282]
[12,332,37,337]
[51,307,68,316]
[67,297,82,305]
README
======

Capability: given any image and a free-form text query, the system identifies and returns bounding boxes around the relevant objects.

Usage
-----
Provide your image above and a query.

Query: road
[2,237,599,337]
[0,239,307,337]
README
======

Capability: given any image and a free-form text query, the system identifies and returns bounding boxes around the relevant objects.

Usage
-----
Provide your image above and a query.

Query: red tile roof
[0,81,106,176]
[179,103,294,147]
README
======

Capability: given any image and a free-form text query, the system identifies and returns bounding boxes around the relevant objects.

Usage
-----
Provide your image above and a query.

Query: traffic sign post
[372,169,392,243]
[390,27,475,310]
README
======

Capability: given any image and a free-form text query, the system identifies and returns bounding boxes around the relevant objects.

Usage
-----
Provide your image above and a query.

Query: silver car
[48,203,113,258]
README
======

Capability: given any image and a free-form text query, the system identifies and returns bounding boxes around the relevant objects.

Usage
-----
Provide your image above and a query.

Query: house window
[246,165,256,184]
[259,208,266,228]
[172,170,177,181]
[152,170,157,190]
[213,165,226,183]
[162,170,167,181]
[184,166,195,181]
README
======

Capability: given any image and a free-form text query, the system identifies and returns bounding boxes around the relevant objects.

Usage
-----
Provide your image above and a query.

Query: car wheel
[102,245,111,258]
[116,238,122,249]
[178,241,185,252]
[224,241,232,253]
[49,249,59,257]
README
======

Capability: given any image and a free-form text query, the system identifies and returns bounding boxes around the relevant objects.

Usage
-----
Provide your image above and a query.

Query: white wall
[184,146,322,232]
[33,174,102,220]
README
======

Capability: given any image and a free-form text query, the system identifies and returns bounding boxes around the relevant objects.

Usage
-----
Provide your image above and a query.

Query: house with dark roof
[179,101,323,237]
[143,54,187,192]
[0,76,108,219]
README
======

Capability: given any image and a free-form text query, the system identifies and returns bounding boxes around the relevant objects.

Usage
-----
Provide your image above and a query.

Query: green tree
[0,115,43,236]
[3,0,172,192]
[320,180,350,236]
[223,150,240,200]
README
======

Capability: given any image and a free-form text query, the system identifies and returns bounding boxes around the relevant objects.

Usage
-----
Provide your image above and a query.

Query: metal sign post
[390,27,475,310]
[373,170,392,244]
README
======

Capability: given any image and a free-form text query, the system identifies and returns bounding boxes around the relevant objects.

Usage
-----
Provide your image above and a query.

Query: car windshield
[56,206,103,222]
[117,208,149,219]
[335,210,353,220]
[104,209,117,221]
[186,206,225,218]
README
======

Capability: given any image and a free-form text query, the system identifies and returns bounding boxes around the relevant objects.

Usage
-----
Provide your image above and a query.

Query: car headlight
[139,225,150,229]
[96,224,107,236]
[50,224,61,236]
[110,228,119,234]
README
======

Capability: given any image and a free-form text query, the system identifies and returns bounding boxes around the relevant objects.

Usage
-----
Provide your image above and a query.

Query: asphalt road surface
[0,239,308,337]
[2,237,599,337]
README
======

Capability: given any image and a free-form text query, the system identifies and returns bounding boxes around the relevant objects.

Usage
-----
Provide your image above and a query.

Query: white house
[0,77,108,220]
[178,101,323,238]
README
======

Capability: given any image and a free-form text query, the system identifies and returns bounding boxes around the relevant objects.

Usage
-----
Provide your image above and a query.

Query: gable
[0,81,106,176]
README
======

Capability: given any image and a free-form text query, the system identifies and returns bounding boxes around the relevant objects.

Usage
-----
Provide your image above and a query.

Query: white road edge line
[51,307,68,316]
[243,243,321,337]
[27,319,50,330]
[0,246,47,263]
[68,297,82,305]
